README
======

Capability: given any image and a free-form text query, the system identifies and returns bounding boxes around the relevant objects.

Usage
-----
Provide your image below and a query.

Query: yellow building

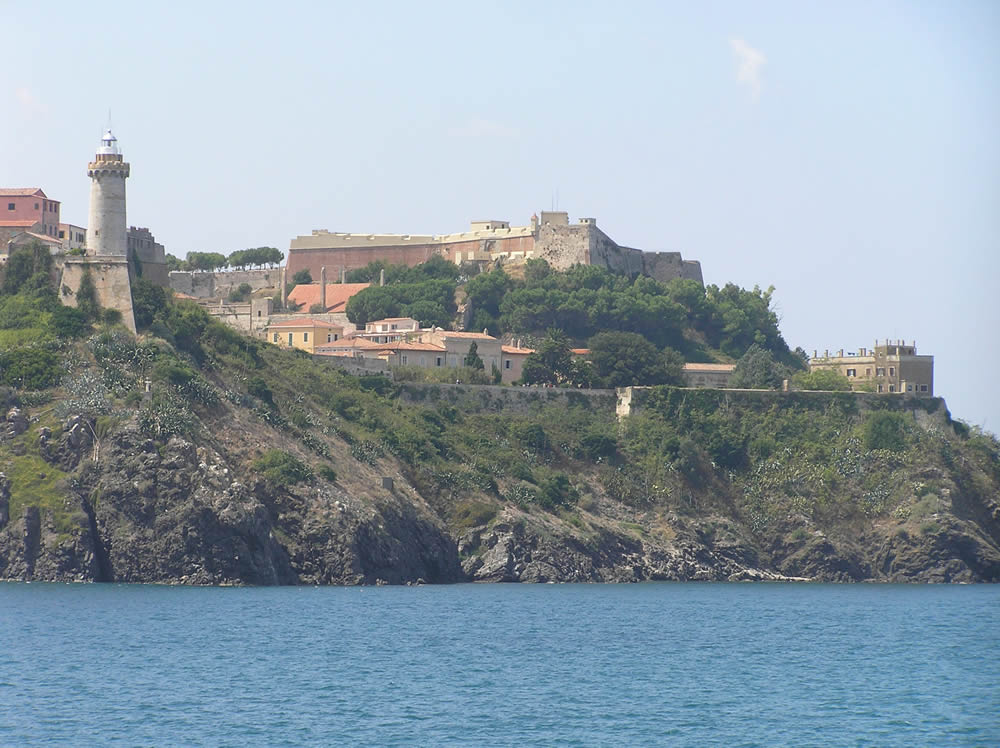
[266,318,344,353]
[810,339,934,396]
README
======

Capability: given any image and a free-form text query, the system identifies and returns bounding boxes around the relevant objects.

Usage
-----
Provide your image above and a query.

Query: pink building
[1,188,61,242]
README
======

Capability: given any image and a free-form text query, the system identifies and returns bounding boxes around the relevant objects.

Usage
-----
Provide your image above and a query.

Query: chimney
[379,268,385,287]
[320,266,327,311]
[280,266,287,308]
[340,266,346,283]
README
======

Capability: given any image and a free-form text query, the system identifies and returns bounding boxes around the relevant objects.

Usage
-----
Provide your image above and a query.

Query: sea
[1,582,997,747]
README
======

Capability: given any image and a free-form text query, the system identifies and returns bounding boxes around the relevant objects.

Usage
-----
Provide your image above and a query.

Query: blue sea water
[1,582,998,746]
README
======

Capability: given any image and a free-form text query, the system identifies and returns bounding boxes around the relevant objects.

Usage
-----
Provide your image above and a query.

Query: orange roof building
[287,282,370,313]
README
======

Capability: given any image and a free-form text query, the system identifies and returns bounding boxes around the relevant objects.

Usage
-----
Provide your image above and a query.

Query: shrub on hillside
[0,347,60,389]
[863,411,909,452]
[252,450,314,488]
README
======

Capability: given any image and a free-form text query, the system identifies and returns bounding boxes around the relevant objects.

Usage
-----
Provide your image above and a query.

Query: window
[877,384,884,393]
[889,367,895,377]
[327,334,332,343]
[505,360,511,369]
[888,385,895,392]
[257,310,262,317]
[920,385,928,392]
[436,357,442,367]
[401,355,408,365]
[333,334,339,341]
[288,333,293,346]
[34,202,39,210]
[273,333,278,343]
[866,368,872,376]
[59,230,65,239]
[846,368,856,377]
[303,332,308,342]
[876,367,885,376]
[7,203,13,211]
[907,385,913,392]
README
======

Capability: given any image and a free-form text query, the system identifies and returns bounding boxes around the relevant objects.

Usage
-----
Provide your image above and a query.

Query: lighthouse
[60,127,136,332]
[86,129,130,256]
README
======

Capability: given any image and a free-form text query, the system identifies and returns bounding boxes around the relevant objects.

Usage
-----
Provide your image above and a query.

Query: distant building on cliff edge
[809,340,933,396]
[59,129,136,332]
[286,211,703,286]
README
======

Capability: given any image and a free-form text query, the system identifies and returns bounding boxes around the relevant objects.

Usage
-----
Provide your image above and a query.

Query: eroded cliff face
[1,400,998,586]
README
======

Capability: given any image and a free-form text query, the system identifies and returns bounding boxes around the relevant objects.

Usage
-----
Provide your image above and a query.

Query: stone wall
[169,269,281,299]
[59,257,136,333]
[642,252,703,285]
[396,382,618,414]
[616,385,950,422]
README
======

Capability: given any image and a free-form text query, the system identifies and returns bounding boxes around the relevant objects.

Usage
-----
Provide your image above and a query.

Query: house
[683,363,735,389]
[266,318,344,353]
[809,340,933,396]
[0,188,61,245]
[500,344,534,384]
[357,317,420,344]
[418,329,502,372]
[286,282,370,314]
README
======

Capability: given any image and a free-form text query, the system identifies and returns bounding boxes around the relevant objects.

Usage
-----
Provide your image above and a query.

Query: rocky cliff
[1,320,998,586]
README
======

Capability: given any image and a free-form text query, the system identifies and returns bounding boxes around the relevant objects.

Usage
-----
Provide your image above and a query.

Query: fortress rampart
[286,212,702,285]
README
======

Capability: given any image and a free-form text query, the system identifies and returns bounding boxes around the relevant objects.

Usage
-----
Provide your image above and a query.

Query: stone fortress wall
[286,212,703,286]
[169,268,282,299]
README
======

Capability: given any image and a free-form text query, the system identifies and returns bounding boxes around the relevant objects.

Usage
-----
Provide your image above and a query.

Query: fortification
[59,129,136,332]
[287,212,703,285]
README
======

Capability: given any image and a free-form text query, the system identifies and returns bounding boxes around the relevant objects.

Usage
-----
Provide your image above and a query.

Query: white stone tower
[86,129,130,257]
[60,127,136,332]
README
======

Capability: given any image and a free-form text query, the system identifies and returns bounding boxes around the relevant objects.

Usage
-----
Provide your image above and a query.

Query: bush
[579,430,617,460]
[537,474,579,509]
[252,450,313,488]
[863,410,909,452]
[247,376,273,404]
[317,464,337,482]
[0,347,60,389]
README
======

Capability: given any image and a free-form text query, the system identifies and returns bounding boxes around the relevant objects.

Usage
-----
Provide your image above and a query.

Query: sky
[2,1,998,429]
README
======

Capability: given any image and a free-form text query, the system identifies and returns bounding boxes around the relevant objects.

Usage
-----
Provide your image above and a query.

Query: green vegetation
[292,269,313,285]
[587,331,685,388]
[791,369,852,391]
[464,259,795,366]
[228,283,253,303]
[252,450,314,487]
[345,256,459,327]
[186,252,228,272]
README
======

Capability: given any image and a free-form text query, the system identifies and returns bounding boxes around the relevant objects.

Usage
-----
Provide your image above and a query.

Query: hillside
[1,247,998,584]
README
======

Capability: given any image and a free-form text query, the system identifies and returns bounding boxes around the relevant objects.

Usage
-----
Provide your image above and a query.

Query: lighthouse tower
[59,127,136,332]
[86,129,130,256]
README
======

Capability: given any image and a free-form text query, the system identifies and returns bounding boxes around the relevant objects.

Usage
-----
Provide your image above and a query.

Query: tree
[2,242,52,295]
[863,411,909,452]
[790,369,852,391]
[165,253,187,272]
[228,283,253,303]
[464,342,485,370]
[587,331,685,387]
[132,278,169,329]
[521,329,574,385]
[187,252,227,272]
[292,269,313,285]
[729,344,785,389]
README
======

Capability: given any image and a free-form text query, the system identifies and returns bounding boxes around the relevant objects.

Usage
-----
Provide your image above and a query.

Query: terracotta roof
[19,231,62,245]
[0,188,46,197]
[570,348,590,355]
[0,220,40,227]
[385,342,446,352]
[501,345,534,355]
[683,363,735,372]
[287,282,370,312]
[316,336,382,349]
[437,331,497,340]
[267,318,344,329]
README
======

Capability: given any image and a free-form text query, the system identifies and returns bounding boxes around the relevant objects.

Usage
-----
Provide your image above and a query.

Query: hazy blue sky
[3,1,998,428]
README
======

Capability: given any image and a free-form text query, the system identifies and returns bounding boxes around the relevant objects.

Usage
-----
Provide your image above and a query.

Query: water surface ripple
[1,582,997,746]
